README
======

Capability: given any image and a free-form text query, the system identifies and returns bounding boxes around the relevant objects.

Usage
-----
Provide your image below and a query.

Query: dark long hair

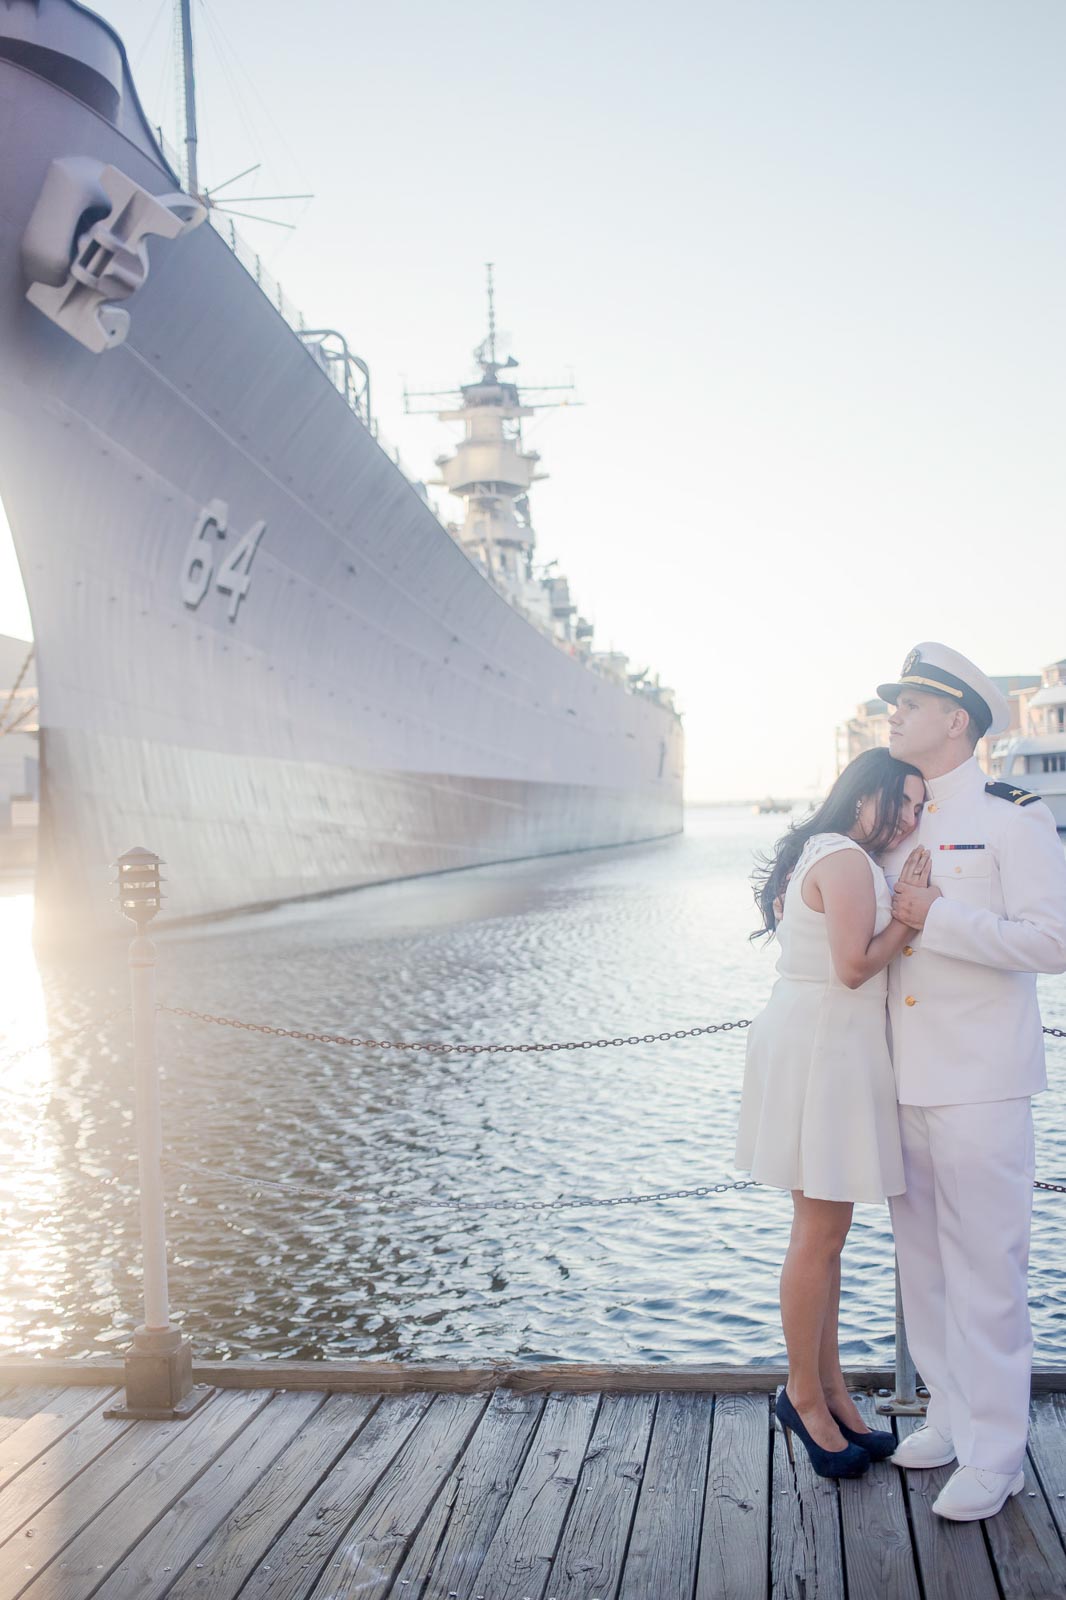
[752,747,923,940]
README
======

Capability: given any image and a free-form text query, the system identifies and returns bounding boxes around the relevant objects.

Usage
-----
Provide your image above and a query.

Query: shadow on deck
[0,1368,1064,1600]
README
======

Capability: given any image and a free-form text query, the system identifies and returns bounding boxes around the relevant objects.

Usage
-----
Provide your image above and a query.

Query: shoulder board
[985,781,1041,807]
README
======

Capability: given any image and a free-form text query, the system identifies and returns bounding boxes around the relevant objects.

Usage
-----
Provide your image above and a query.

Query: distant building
[1009,660,1066,746]
[835,674,1040,777]
[835,697,891,774]
[978,674,1041,770]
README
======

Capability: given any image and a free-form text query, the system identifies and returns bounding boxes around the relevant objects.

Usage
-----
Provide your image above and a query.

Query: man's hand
[892,882,942,929]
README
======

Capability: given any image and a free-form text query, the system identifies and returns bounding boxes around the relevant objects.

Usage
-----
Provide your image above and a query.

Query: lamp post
[106,847,207,1420]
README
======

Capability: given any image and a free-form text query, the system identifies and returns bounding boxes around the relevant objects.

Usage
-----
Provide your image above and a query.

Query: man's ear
[948,706,972,743]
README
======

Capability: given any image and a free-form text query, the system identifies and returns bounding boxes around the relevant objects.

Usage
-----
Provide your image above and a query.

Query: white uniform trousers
[888,1099,1035,1475]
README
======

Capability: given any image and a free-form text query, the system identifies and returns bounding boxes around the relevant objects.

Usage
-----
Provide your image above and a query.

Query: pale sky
[2,0,1065,799]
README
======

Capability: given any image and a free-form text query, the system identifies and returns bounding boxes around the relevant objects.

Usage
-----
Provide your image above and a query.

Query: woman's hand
[896,846,931,888]
[892,846,942,928]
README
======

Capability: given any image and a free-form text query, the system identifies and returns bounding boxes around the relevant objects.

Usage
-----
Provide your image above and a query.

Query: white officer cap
[877,642,1011,737]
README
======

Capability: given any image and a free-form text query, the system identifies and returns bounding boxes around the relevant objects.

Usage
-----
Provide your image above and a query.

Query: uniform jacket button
[927,803,939,813]
[903,945,914,956]
[905,995,917,1006]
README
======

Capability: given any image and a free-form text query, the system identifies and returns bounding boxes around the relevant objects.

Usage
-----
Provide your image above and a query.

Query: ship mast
[485,262,497,366]
[405,268,576,588]
[179,0,199,197]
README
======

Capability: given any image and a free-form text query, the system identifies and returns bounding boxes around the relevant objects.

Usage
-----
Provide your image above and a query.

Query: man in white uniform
[878,642,1066,1521]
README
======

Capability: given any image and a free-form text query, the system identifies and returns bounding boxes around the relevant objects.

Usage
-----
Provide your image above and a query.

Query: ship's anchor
[22,157,205,354]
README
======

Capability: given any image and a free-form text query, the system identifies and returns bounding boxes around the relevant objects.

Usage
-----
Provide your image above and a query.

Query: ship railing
[205,210,307,335]
[5,971,1066,1416]
[192,198,641,664]
[155,135,670,704]
[196,208,431,479]
[153,126,305,333]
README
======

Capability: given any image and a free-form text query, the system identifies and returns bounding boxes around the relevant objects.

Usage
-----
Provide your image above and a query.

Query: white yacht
[991,659,1066,830]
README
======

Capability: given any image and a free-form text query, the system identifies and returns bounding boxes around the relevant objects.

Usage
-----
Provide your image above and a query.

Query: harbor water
[2,804,1065,1367]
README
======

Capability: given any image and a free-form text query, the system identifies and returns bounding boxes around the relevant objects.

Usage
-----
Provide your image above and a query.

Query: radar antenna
[486,261,496,366]
[475,261,504,374]
[177,0,313,223]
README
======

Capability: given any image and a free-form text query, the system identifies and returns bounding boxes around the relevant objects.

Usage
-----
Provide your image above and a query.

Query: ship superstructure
[408,269,675,707]
[0,0,683,938]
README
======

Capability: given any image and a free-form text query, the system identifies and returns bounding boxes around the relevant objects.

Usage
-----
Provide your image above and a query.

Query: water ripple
[2,805,1065,1366]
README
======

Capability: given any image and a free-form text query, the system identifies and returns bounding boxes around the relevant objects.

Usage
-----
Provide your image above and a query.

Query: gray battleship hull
[0,3,683,937]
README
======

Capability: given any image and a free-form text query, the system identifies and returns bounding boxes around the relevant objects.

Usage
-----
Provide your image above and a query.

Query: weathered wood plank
[0,1364,127,1388]
[165,1392,379,1600]
[0,1400,135,1549]
[695,1391,769,1600]
[302,1392,489,1600]
[1027,1391,1066,1549]
[619,1391,714,1600]
[0,1364,124,1389]
[92,1390,328,1600]
[234,1393,434,1600]
[838,1393,920,1600]
[9,1390,268,1600]
[0,1387,67,1443]
[981,1452,1066,1599]
[393,1388,545,1598]
[547,1391,657,1600]
[770,1396,846,1600]
[894,1412,999,1600]
[0,1380,1061,1600]
[0,1385,117,1491]
[1,1356,1065,1394]
[469,1390,601,1600]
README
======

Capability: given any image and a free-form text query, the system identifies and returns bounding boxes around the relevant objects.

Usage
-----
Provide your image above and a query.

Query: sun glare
[0,890,45,1064]
[0,891,68,1353]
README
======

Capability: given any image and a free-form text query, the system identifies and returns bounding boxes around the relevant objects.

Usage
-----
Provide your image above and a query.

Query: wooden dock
[0,1366,1064,1600]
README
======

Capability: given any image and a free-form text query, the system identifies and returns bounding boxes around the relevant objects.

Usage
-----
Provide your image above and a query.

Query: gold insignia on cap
[901,647,920,676]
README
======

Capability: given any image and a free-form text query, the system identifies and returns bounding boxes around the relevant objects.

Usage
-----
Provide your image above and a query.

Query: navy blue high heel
[775,1388,870,1479]
[829,1411,897,1462]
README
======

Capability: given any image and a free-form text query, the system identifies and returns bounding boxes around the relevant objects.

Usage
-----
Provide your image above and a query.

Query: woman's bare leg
[817,1254,869,1433]
[780,1192,853,1451]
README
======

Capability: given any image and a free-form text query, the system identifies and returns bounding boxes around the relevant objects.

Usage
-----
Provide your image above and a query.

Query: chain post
[106,848,209,1422]
[876,1253,928,1416]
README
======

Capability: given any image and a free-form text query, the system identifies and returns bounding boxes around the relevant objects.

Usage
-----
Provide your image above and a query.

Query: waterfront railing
[3,845,1065,1420]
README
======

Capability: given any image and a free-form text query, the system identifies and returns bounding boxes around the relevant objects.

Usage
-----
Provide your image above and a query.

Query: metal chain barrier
[161,1152,1066,1213]
[4,1007,1065,1208]
[160,1154,765,1215]
[152,1004,1066,1202]
[0,1006,129,1075]
[156,1004,752,1054]
[156,1003,1066,1051]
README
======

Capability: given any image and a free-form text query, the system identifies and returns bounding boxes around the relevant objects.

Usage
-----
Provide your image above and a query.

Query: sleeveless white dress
[735,833,905,1204]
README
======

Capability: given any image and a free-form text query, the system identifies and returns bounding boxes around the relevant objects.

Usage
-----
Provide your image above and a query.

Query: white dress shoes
[932,1464,1025,1521]
[889,1422,956,1469]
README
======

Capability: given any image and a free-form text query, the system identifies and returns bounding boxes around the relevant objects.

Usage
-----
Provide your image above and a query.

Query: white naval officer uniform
[881,755,1066,1475]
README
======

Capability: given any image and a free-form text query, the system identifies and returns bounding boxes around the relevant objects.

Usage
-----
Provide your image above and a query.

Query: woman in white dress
[736,747,930,1478]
